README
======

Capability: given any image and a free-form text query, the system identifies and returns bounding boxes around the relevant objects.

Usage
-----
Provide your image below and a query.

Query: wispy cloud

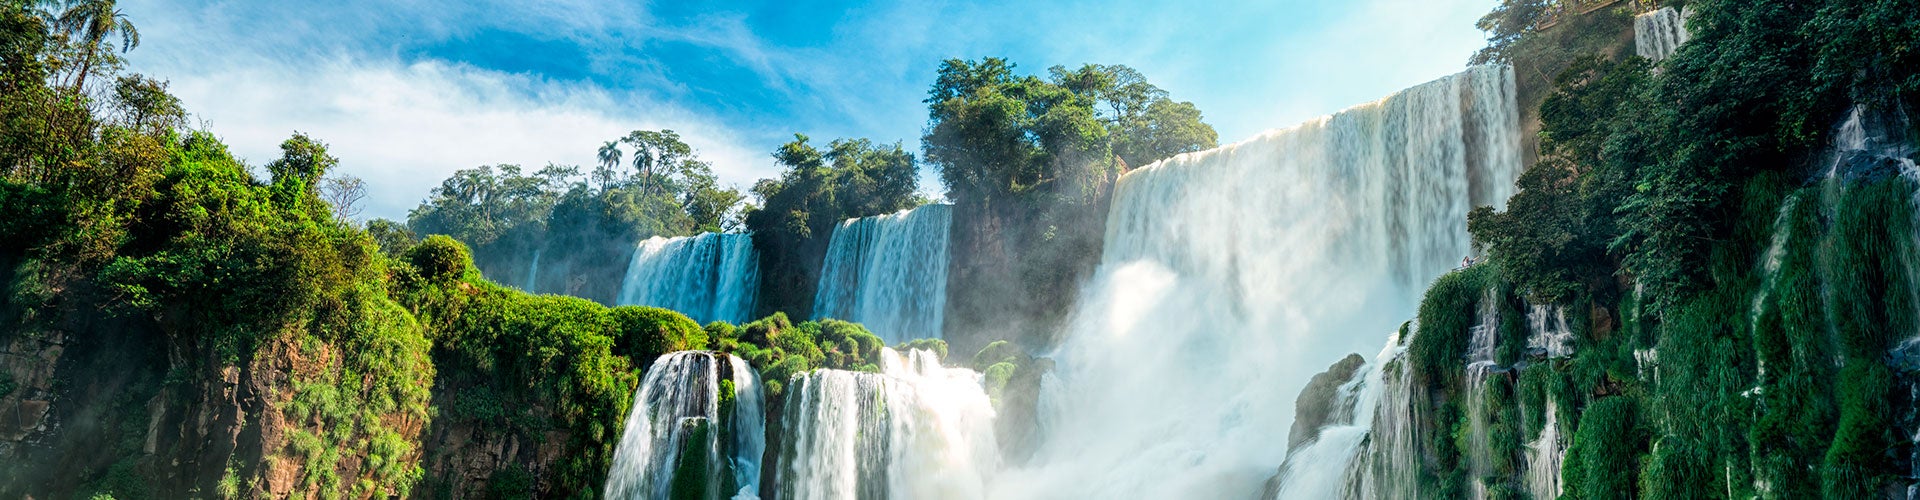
[121,0,1502,219]
[163,56,772,220]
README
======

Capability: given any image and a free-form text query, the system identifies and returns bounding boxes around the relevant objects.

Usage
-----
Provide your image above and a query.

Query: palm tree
[54,0,139,91]
[594,140,622,192]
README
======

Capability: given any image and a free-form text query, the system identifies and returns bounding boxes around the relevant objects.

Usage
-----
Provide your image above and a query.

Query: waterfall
[1268,330,1401,499]
[1634,7,1691,61]
[605,351,766,500]
[1523,400,1564,499]
[524,246,544,292]
[1749,195,1794,392]
[774,348,999,500]
[1464,288,1502,500]
[728,356,766,499]
[995,65,1522,499]
[1526,303,1575,359]
[617,233,761,325]
[812,204,953,344]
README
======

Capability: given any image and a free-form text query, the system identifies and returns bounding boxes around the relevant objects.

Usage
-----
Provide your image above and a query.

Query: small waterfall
[617,233,761,325]
[775,348,999,500]
[812,204,953,344]
[1526,303,1575,359]
[998,65,1521,499]
[1523,400,1564,499]
[524,246,544,292]
[1634,6,1691,61]
[1751,195,1802,325]
[1269,330,1402,499]
[727,356,766,499]
[1464,289,1501,500]
[605,351,765,500]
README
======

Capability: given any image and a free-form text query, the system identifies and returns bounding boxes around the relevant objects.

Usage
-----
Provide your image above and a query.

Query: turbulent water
[773,348,999,500]
[812,204,953,344]
[1464,289,1502,500]
[618,233,761,325]
[1634,6,1691,61]
[1527,303,1575,359]
[995,65,1522,499]
[1268,331,1402,499]
[605,352,765,500]
[1523,400,1565,499]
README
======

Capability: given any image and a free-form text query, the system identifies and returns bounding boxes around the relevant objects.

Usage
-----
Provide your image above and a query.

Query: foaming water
[604,352,765,500]
[1464,289,1502,500]
[1635,7,1691,61]
[1270,331,1401,499]
[774,348,999,500]
[617,233,761,324]
[1524,400,1565,499]
[1527,302,1576,359]
[996,65,1522,499]
[812,204,952,343]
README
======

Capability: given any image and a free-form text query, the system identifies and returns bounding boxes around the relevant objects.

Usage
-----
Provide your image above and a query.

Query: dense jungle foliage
[0,0,934,497]
[1390,0,1920,498]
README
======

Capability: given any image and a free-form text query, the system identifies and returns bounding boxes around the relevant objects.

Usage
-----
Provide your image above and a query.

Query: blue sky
[124,0,1501,220]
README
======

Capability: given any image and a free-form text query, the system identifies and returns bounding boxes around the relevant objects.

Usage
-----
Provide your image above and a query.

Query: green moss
[898,338,949,360]
[670,418,717,500]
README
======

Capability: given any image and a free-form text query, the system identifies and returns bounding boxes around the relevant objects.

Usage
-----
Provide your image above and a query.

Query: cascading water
[995,65,1522,499]
[774,348,999,500]
[617,233,761,325]
[605,351,766,500]
[524,246,544,292]
[1523,400,1564,499]
[1268,330,1401,499]
[1634,6,1691,61]
[1463,289,1502,500]
[812,204,952,344]
[728,356,766,499]
[1526,302,1575,358]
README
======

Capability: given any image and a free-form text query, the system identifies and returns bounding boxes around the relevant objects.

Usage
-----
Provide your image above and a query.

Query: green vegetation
[924,58,1216,352]
[743,136,923,318]
[1421,0,1920,497]
[405,127,746,303]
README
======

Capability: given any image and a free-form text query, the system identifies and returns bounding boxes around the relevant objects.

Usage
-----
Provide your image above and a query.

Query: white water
[774,348,999,500]
[1634,6,1691,61]
[617,233,761,325]
[995,65,1522,499]
[812,204,953,344]
[524,246,543,292]
[605,351,765,500]
[1524,400,1565,500]
[1464,289,1501,500]
[1269,330,1403,499]
[728,356,766,499]
[1527,303,1575,359]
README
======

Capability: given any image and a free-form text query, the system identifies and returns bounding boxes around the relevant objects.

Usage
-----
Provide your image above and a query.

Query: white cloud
[154,56,774,221]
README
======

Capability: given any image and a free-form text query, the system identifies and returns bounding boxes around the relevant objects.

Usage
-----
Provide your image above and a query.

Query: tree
[622,129,695,194]
[109,74,182,134]
[594,140,621,192]
[1469,0,1551,66]
[364,218,416,257]
[321,174,367,221]
[922,58,1216,348]
[744,134,923,317]
[1047,63,1217,169]
[265,133,336,193]
[53,0,138,91]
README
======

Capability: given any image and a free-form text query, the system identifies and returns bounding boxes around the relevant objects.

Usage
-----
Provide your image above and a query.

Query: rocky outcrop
[1287,353,1368,449]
